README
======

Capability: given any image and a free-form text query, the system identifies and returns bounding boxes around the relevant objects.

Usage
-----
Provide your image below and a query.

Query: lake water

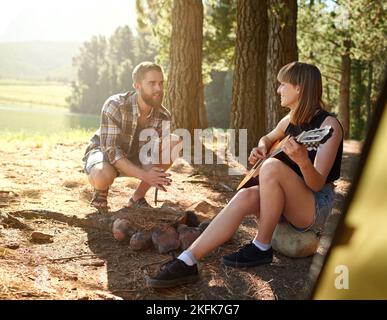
[0,105,99,134]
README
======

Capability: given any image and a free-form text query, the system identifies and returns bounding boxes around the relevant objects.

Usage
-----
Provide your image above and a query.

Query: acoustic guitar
[236,125,333,191]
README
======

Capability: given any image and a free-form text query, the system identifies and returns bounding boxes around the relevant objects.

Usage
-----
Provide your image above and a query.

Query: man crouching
[82,61,180,213]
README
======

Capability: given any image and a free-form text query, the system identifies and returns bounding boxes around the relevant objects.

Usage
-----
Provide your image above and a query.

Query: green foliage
[117,59,134,92]
[136,0,236,77]
[298,0,386,139]
[67,0,385,138]
[350,60,367,140]
[298,1,340,108]
[135,0,172,68]
[203,0,236,75]
[202,0,236,128]
[135,0,235,128]
[67,26,156,114]
[109,26,137,66]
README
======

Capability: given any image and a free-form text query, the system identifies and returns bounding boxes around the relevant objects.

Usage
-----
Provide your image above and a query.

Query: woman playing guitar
[147,62,344,289]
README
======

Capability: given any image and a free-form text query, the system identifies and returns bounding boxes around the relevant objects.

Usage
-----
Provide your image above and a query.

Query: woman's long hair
[277,61,325,125]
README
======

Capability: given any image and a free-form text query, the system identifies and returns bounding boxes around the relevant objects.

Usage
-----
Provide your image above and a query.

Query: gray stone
[112,218,135,242]
[30,231,54,244]
[178,226,202,250]
[176,224,188,233]
[130,231,153,251]
[186,200,220,217]
[272,222,319,258]
[174,211,200,227]
[160,201,184,214]
[152,225,180,254]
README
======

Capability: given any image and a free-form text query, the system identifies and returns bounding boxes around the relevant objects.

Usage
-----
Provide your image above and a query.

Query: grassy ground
[0,129,94,149]
[0,79,71,110]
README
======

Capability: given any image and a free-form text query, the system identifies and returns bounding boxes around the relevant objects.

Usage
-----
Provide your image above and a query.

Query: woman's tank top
[284,109,343,183]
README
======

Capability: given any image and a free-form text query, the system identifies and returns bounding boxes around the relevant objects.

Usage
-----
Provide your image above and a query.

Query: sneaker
[146,258,199,288]
[222,242,273,268]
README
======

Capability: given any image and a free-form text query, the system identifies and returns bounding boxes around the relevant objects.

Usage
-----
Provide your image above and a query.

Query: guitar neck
[268,136,290,159]
[238,127,331,190]
[270,147,284,158]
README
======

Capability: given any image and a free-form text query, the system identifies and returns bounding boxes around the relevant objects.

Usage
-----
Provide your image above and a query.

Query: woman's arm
[264,114,290,148]
[249,115,289,164]
[283,116,343,192]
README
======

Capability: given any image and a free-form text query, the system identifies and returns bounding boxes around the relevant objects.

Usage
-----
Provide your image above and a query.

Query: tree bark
[166,0,207,135]
[325,83,332,112]
[266,0,298,131]
[351,60,366,140]
[230,0,268,152]
[366,61,373,130]
[339,39,351,139]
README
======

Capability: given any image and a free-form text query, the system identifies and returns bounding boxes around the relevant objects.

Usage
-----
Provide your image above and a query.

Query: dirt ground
[0,139,361,300]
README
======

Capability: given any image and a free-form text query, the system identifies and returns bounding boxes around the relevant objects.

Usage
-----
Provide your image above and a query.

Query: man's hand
[144,167,171,191]
[249,146,268,165]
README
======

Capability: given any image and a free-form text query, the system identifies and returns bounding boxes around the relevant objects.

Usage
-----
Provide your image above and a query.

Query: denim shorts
[287,184,335,233]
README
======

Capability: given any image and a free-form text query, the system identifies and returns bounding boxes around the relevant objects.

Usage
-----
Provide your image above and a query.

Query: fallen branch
[182,180,210,184]
[48,254,97,262]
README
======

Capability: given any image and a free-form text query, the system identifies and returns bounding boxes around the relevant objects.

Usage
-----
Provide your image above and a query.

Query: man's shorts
[83,148,142,176]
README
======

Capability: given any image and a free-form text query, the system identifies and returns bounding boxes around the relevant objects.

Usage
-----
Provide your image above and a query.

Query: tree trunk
[366,61,373,131]
[351,60,365,140]
[325,83,332,112]
[230,0,268,152]
[266,0,298,131]
[166,0,207,134]
[339,39,351,139]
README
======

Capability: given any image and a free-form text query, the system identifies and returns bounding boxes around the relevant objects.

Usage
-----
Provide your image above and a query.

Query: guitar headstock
[296,126,333,151]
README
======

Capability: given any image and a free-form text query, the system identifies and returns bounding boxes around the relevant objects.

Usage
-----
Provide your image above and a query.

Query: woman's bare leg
[189,186,260,260]
[187,158,316,262]
[255,158,315,244]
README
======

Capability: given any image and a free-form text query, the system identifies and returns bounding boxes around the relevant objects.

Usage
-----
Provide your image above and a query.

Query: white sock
[252,239,271,251]
[177,250,197,266]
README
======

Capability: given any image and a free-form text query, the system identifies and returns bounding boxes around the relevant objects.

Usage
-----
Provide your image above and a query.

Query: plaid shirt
[84,91,171,165]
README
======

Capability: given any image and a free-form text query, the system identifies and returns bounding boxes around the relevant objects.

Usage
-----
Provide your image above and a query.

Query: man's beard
[140,89,163,108]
